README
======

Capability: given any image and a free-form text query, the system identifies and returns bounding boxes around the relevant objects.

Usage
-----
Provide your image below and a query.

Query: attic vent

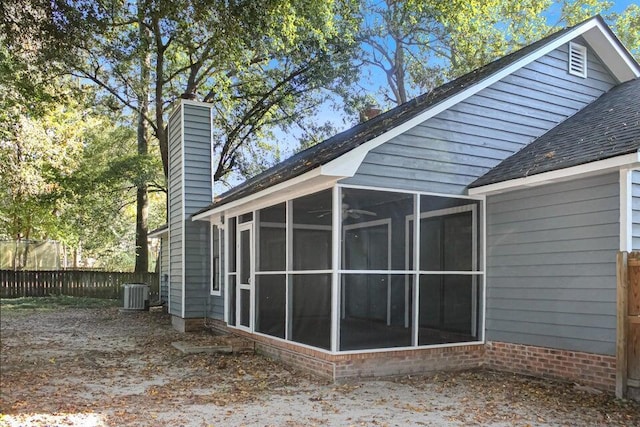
[568,42,587,78]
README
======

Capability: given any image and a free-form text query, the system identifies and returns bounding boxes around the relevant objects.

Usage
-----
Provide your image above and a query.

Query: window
[255,204,286,338]
[290,273,331,350]
[342,188,414,270]
[257,203,286,271]
[252,195,334,343]
[569,42,587,78]
[211,224,222,295]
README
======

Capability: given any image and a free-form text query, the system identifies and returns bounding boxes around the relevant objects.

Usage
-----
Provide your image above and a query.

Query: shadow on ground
[1,304,638,426]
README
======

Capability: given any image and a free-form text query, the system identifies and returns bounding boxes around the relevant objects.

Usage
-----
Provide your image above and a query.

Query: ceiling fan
[311,203,377,219]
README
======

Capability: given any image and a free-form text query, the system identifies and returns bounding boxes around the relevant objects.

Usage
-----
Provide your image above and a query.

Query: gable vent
[568,42,587,78]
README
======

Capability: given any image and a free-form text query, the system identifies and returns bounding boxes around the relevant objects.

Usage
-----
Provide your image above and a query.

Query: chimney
[359,104,382,123]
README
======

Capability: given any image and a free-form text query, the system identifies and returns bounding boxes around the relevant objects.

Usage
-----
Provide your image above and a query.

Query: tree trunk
[134,0,150,273]
[395,45,407,105]
[12,240,18,271]
[135,181,149,272]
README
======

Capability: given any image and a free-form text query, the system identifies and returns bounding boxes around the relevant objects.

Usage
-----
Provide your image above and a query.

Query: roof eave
[584,18,640,82]
[468,152,640,196]
[192,167,343,221]
[148,224,168,238]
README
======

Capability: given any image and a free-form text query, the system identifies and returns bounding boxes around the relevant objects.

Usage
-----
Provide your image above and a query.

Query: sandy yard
[1,303,639,427]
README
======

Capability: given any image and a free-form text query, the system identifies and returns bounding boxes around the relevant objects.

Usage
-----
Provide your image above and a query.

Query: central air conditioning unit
[123,283,150,311]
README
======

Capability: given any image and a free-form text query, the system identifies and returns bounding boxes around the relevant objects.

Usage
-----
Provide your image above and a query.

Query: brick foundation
[485,341,616,392]
[231,328,484,380]
[194,322,616,390]
[331,344,485,380]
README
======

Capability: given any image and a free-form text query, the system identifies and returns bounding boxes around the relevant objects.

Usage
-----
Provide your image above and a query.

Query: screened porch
[213,185,484,353]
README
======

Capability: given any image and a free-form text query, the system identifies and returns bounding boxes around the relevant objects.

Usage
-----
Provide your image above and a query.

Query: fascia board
[469,152,640,196]
[192,168,326,221]
[584,21,640,82]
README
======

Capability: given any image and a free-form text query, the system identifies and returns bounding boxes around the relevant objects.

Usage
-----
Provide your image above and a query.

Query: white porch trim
[192,169,340,221]
[469,152,640,196]
[620,169,633,252]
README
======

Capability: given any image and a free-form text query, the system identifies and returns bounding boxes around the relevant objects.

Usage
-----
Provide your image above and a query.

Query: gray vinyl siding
[181,104,218,319]
[160,235,169,303]
[485,173,619,355]
[183,220,210,318]
[631,170,640,250]
[168,109,183,316]
[168,102,225,321]
[343,42,617,194]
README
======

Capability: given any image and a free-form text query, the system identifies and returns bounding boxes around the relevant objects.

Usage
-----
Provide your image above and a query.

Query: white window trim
[405,204,481,273]
[405,203,481,339]
[224,325,484,356]
[223,217,232,324]
[620,169,633,252]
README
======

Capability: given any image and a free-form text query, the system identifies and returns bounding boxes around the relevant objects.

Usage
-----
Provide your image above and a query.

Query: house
[155,15,640,394]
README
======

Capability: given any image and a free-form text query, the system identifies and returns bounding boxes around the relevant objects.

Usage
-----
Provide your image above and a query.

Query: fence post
[617,251,629,399]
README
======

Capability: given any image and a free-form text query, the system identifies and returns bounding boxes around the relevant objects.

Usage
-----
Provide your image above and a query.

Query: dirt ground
[1,305,639,427]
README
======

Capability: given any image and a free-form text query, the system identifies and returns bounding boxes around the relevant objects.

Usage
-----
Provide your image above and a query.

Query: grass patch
[0,295,119,311]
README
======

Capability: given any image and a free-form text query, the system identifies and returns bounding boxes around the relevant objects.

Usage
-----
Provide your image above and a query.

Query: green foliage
[354,0,630,108]
[559,0,612,25]
[0,46,164,270]
[2,0,360,184]
[0,77,88,241]
[2,0,361,270]
[613,4,640,61]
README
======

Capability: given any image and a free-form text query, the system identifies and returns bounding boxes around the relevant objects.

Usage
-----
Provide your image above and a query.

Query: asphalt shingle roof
[470,77,640,188]
[195,19,586,215]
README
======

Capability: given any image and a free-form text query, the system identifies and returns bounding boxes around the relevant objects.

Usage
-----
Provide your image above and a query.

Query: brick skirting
[194,323,616,390]
[231,328,484,380]
[485,341,616,392]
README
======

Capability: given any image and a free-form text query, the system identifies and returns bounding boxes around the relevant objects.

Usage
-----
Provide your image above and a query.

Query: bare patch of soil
[1,306,638,426]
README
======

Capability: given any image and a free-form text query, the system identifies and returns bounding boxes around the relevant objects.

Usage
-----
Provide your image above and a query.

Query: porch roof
[147,224,168,238]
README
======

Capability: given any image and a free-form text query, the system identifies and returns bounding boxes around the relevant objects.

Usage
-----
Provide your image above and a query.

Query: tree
[613,4,640,61]
[354,0,618,108]
[2,0,359,271]
[0,42,165,270]
[0,45,84,246]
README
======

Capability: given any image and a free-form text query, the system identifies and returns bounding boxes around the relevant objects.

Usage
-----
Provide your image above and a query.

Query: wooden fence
[0,270,159,300]
[616,252,640,400]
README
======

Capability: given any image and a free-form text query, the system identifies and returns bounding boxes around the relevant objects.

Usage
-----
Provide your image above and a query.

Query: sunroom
[205,183,484,354]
